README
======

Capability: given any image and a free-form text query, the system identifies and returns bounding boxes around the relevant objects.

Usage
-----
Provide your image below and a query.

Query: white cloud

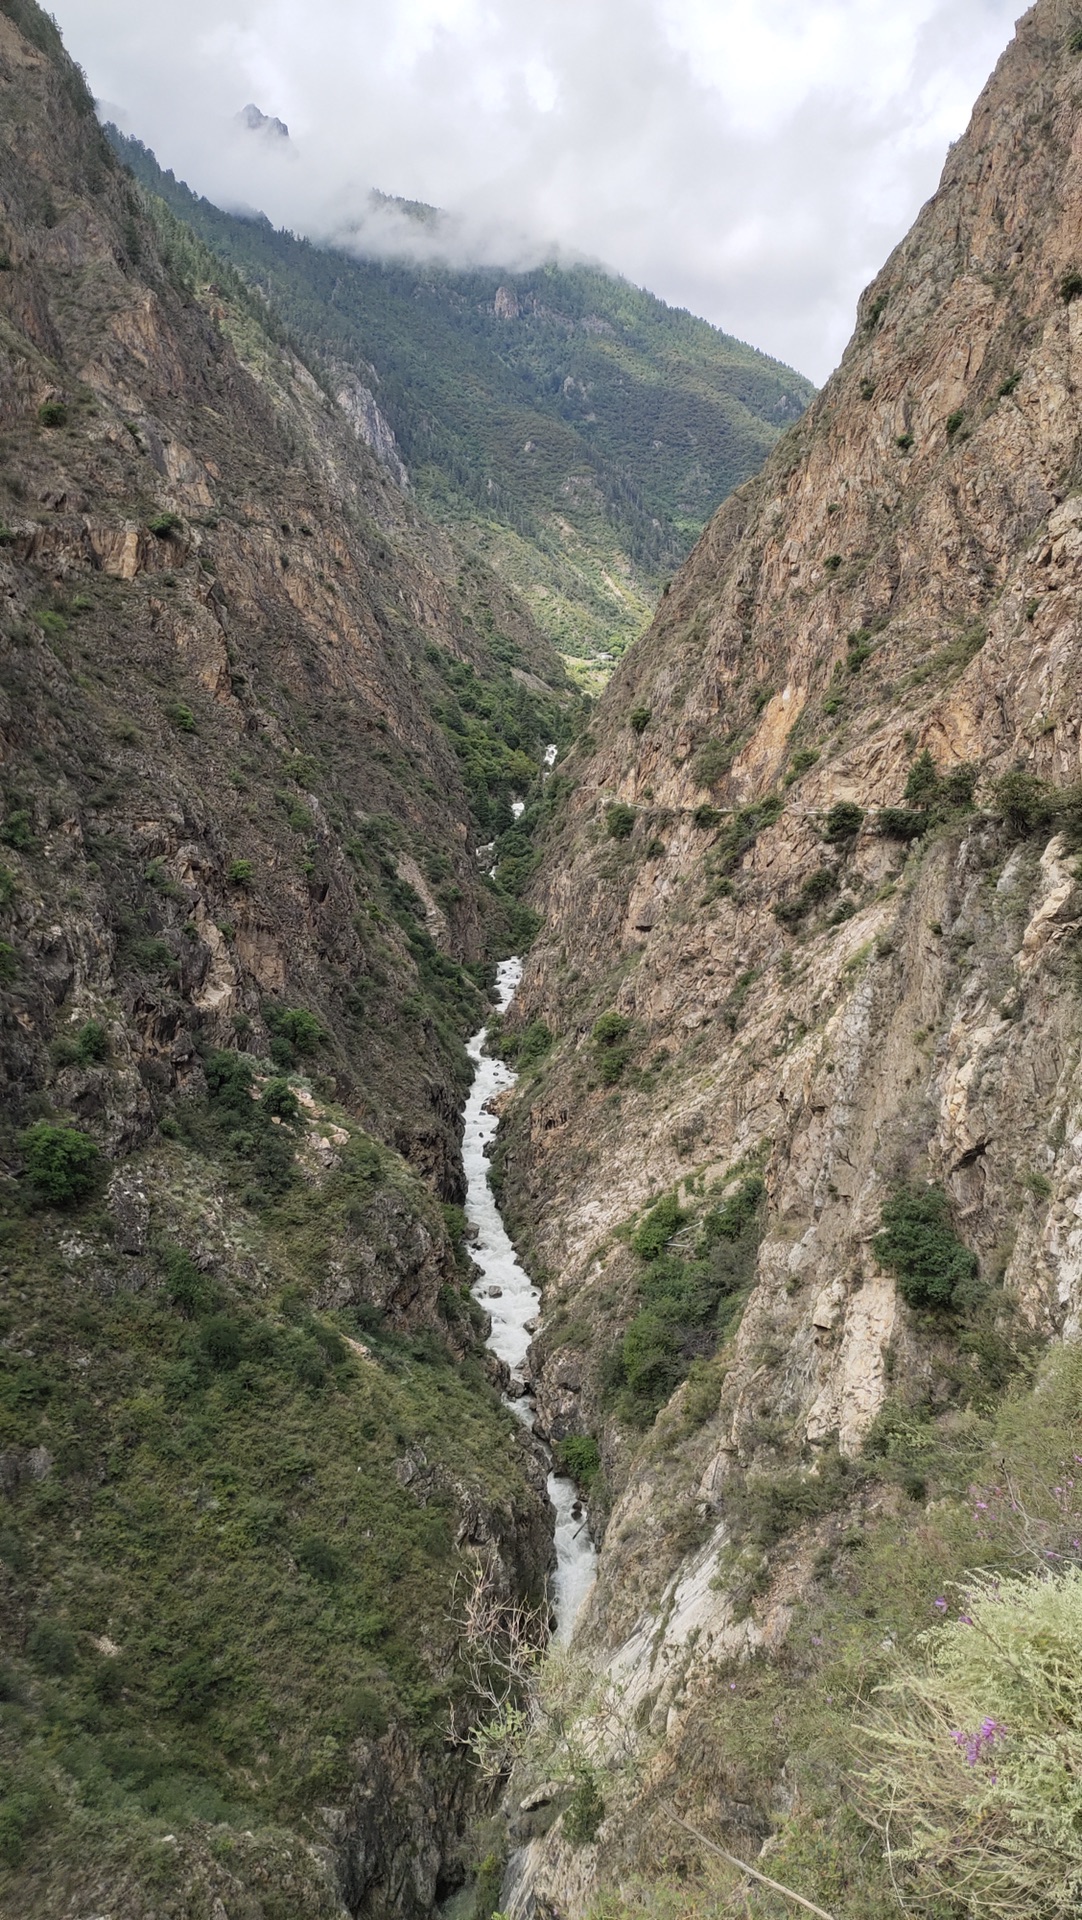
[52,0,1022,381]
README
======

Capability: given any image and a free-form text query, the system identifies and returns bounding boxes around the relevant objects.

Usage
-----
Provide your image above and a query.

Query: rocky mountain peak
[237,101,290,140]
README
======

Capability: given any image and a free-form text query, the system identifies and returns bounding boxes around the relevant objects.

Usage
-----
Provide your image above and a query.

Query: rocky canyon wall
[499,1,1082,1908]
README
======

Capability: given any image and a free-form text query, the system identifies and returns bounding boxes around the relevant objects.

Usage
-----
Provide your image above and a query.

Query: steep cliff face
[0,4,560,1913]
[499,1,1082,1910]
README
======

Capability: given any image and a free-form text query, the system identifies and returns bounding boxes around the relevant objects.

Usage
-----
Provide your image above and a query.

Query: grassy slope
[109,132,815,683]
[0,1131,541,1916]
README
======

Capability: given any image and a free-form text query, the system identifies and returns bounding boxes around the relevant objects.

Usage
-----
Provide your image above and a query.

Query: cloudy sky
[50,0,1022,382]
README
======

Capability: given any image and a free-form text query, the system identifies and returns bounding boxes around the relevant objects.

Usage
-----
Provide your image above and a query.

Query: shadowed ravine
[463,959,598,1643]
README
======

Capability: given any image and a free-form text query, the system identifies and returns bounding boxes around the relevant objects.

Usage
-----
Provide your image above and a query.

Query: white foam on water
[463,956,597,1643]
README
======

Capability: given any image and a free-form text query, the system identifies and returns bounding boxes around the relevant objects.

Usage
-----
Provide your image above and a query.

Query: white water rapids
[463,957,597,1643]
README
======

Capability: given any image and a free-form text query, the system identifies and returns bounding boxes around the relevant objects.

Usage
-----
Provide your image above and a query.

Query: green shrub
[161,1244,216,1317]
[228,858,254,885]
[261,1077,302,1125]
[632,1191,686,1260]
[19,1122,100,1207]
[617,1311,682,1410]
[877,806,928,840]
[629,706,651,734]
[195,1047,299,1201]
[198,1313,245,1371]
[0,1788,46,1868]
[37,400,66,427]
[693,804,722,829]
[703,792,783,892]
[592,1008,634,1083]
[148,510,182,537]
[513,1019,554,1070]
[945,409,965,437]
[554,1434,601,1488]
[702,1175,765,1245]
[905,748,940,805]
[166,701,197,734]
[787,748,820,784]
[727,1448,861,1554]
[74,1017,108,1064]
[276,789,314,833]
[941,763,979,807]
[604,803,636,840]
[998,370,1022,396]
[265,1006,327,1057]
[341,1683,389,1739]
[610,1179,765,1427]
[143,856,181,896]
[296,1535,342,1583]
[847,628,873,671]
[693,735,738,787]
[773,865,837,926]
[992,769,1058,836]
[896,432,914,451]
[592,1010,631,1047]
[1,808,34,850]
[470,1850,506,1920]
[719,966,757,1032]
[874,1184,978,1309]
[0,862,15,904]
[823,553,842,573]
[1061,269,1082,303]
[823,801,865,843]
[27,1619,76,1674]
[119,933,174,974]
[857,1565,1082,1917]
[563,1770,605,1844]
[877,754,978,839]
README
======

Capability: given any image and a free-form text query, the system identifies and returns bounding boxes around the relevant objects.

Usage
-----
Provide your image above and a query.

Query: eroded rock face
[0,4,568,1187]
[497,3,1082,1909]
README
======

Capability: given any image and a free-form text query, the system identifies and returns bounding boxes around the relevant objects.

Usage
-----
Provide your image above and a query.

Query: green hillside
[109,132,814,685]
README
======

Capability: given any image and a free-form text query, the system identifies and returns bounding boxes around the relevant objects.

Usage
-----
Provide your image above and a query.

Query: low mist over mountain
[108,129,814,687]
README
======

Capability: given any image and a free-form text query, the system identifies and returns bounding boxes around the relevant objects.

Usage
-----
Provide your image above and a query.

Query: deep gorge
[5,0,1082,1915]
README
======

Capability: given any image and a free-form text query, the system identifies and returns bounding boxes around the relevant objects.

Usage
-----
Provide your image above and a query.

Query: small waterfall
[463,957,597,1642]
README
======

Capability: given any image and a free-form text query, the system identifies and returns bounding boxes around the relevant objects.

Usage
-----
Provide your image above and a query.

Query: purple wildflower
[934,1597,948,1612]
[949,1719,1005,1766]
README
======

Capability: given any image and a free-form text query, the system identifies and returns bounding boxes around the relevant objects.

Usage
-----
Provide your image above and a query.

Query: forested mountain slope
[109,131,814,686]
[494,3,1082,1913]
[0,1,567,1911]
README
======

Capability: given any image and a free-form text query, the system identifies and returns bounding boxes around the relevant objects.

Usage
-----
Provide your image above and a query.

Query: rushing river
[463,957,597,1643]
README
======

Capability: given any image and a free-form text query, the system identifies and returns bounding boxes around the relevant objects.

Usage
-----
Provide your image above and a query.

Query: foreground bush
[858,1566,1082,1918]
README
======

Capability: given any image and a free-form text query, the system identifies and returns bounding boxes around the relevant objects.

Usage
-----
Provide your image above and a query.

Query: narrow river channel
[463,957,598,1642]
